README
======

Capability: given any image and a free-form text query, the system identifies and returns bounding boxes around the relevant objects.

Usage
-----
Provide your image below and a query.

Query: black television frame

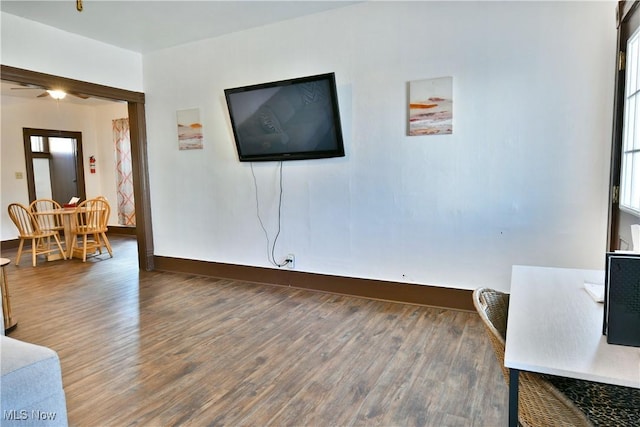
[224,72,345,162]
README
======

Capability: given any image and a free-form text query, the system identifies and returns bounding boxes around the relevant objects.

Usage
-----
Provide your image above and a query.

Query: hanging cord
[250,161,289,267]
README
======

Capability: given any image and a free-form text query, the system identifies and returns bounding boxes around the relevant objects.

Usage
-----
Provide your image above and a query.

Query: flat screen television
[224,72,345,162]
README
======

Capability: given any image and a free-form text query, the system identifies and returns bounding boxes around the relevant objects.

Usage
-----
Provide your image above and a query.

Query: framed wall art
[408,76,453,136]
[177,108,204,150]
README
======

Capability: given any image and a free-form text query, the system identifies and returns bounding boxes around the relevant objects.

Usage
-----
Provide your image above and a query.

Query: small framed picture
[177,108,204,150]
[408,76,453,136]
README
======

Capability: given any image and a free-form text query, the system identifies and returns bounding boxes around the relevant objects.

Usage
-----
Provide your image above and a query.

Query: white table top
[505,265,640,389]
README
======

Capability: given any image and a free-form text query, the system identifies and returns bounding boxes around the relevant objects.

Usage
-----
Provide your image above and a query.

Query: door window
[32,158,53,199]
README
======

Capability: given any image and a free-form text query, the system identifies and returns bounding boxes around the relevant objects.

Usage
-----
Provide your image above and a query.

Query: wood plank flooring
[2,236,507,426]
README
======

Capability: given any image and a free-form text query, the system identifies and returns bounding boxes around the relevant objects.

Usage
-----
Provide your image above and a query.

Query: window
[621,27,640,215]
[30,135,46,153]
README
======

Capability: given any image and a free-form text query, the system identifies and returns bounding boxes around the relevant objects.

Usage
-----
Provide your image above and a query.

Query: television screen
[224,73,345,162]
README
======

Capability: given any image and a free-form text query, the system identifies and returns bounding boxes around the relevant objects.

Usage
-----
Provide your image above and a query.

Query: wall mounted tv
[224,72,345,162]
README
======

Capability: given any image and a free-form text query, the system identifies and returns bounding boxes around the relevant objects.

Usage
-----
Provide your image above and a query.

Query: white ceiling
[0,0,359,54]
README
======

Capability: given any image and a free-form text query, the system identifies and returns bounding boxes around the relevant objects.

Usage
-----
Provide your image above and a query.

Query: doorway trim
[1,64,154,271]
[608,1,640,251]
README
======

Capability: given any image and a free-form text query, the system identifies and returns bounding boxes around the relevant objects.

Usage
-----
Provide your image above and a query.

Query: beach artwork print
[177,108,204,150]
[408,76,453,136]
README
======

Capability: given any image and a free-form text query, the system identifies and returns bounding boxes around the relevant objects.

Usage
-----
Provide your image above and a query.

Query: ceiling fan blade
[69,92,90,99]
[8,84,92,101]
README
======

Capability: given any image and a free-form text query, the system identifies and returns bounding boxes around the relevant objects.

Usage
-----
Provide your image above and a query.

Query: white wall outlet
[286,254,295,269]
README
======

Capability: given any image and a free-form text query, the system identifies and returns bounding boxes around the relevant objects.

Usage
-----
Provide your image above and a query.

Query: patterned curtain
[113,118,136,226]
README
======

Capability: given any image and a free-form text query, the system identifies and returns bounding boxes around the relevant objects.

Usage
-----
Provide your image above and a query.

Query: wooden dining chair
[29,198,65,234]
[7,203,67,267]
[472,288,592,427]
[69,198,113,262]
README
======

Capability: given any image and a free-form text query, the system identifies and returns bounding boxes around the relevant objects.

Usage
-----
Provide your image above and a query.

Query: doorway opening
[23,128,87,205]
[1,64,153,271]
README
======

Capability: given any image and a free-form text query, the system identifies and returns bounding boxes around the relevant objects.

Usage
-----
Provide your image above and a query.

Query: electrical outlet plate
[286,254,295,269]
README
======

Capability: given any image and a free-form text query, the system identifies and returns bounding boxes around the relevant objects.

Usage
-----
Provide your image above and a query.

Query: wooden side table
[1,257,17,333]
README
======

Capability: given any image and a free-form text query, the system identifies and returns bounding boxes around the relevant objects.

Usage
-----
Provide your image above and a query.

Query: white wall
[1,2,615,291]
[0,12,143,92]
[0,96,128,240]
[143,1,616,291]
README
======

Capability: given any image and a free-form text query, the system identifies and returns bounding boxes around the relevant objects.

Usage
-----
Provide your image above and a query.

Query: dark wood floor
[2,236,507,426]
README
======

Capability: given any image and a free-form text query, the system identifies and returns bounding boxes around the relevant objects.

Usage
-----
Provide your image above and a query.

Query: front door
[23,128,87,205]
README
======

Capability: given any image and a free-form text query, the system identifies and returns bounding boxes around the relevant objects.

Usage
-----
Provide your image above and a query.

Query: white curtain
[113,118,136,226]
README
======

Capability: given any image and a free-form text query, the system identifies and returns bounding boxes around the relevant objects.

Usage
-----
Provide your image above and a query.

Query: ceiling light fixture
[47,90,67,100]
[77,0,83,12]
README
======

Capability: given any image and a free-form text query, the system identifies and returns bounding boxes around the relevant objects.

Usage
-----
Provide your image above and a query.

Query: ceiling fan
[10,85,90,100]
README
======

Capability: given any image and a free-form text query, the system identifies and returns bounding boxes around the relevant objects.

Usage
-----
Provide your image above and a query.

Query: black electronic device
[603,252,640,347]
[224,72,345,162]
